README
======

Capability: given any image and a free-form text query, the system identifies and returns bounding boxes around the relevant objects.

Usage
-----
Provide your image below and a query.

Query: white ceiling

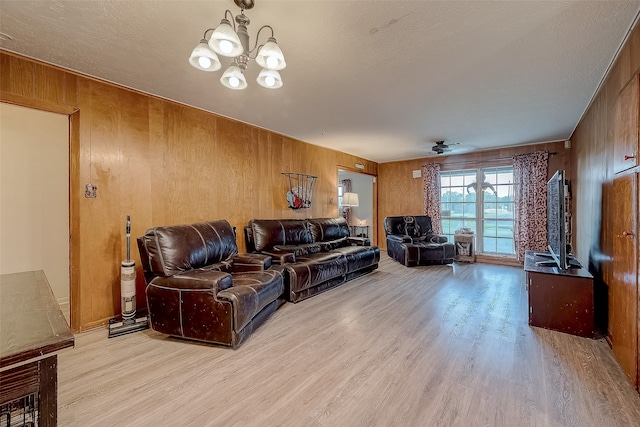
[1,1,639,162]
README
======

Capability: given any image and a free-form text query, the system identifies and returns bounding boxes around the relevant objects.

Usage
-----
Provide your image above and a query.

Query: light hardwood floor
[58,257,640,426]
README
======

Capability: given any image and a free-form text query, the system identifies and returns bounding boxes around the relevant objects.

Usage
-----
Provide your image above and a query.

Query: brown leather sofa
[245,217,380,302]
[384,215,455,266]
[137,220,285,347]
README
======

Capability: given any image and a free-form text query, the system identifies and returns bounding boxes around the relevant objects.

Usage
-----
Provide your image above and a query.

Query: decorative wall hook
[282,172,317,209]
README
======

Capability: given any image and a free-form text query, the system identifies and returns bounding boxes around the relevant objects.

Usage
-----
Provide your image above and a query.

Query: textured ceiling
[1,1,639,162]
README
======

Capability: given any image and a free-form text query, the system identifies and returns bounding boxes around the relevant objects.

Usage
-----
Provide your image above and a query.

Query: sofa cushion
[330,245,381,273]
[250,219,313,252]
[141,220,238,277]
[285,252,347,293]
[273,243,321,256]
[308,217,350,242]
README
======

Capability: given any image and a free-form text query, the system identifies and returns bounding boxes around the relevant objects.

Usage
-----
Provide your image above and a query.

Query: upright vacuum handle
[126,215,131,261]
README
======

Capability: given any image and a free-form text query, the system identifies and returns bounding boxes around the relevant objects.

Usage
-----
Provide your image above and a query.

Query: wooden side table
[454,233,476,263]
[350,225,369,238]
[0,270,74,426]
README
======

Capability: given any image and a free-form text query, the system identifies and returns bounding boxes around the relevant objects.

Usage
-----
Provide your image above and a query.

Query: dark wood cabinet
[524,251,594,338]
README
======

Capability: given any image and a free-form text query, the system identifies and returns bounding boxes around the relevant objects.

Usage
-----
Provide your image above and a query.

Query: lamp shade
[342,192,359,207]
[256,68,283,89]
[188,40,221,71]
[220,64,248,90]
[209,19,244,57]
[255,37,286,70]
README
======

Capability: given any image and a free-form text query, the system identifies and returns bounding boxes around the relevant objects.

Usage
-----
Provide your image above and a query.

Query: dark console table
[524,250,594,338]
[0,270,74,426]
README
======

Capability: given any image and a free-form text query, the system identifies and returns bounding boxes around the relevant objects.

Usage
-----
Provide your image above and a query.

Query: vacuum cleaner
[108,215,149,338]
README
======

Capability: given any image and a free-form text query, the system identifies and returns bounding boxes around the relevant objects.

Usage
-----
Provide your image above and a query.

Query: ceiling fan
[430,140,461,155]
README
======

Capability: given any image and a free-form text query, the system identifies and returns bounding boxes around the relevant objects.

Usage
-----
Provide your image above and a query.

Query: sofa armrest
[387,234,413,244]
[259,249,296,265]
[232,253,272,272]
[347,237,370,246]
[425,234,448,243]
[149,269,233,293]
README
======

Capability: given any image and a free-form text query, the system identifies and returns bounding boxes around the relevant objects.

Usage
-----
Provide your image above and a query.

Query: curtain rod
[431,151,557,166]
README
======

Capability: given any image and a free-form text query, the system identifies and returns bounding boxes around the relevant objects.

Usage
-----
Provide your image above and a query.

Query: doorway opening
[0,103,71,324]
[338,169,375,243]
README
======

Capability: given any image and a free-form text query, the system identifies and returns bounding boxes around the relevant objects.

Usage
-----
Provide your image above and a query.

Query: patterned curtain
[422,163,442,234]
[512,151,549,261]
[340,179,352,226]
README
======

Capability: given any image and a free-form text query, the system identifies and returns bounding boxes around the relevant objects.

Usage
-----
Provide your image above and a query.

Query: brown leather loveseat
[245,217,380,302]
[137,220,285,347]
[384,215,455,266]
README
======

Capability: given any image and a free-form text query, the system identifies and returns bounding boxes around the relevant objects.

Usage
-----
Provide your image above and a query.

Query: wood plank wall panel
[2,55,34,98]
[69,111,81,332]
[35,64,66,106]
[0,51,377,330]
[76,79,93,329]
[571,22,640,388]
[377,141,569,250]
[118,90,152,313]
[86,82,125,326]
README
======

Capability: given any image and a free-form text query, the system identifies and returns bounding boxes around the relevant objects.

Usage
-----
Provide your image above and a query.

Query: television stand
[524,250,594,338]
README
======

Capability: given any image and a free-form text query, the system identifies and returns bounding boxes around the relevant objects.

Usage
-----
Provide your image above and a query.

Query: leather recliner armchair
[383,215,455,266]
[137,220,285,347]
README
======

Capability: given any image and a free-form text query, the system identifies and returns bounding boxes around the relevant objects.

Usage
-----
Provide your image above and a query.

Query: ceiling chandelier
[188,0,286,90]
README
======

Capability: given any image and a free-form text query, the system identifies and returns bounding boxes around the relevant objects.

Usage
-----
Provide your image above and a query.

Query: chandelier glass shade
[188,0,286,90]
[221,63,248,90]
[255,37,286,70]
[188,40,222,72]
[256,68,282,89]
[209,19,244,57]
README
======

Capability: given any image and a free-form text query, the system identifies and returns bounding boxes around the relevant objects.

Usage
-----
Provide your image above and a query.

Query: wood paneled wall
[571,22,640,348]
[377,141,570,251]
[572,22,640,270]
[0,51,377,331]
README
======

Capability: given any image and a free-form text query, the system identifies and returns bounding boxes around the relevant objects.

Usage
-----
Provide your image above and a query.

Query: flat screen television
[537,169,576,269]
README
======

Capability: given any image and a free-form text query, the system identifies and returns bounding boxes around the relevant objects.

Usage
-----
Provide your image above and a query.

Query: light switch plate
[412,170,422,178]
[85,184,97,198]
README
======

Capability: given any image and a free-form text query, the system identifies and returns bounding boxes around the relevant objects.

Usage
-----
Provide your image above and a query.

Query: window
[440,167,515,256]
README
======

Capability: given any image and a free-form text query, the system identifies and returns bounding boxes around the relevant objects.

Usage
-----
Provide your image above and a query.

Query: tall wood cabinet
[614,74,639,174]
[610,72,640,389]
[611,174,638,387]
